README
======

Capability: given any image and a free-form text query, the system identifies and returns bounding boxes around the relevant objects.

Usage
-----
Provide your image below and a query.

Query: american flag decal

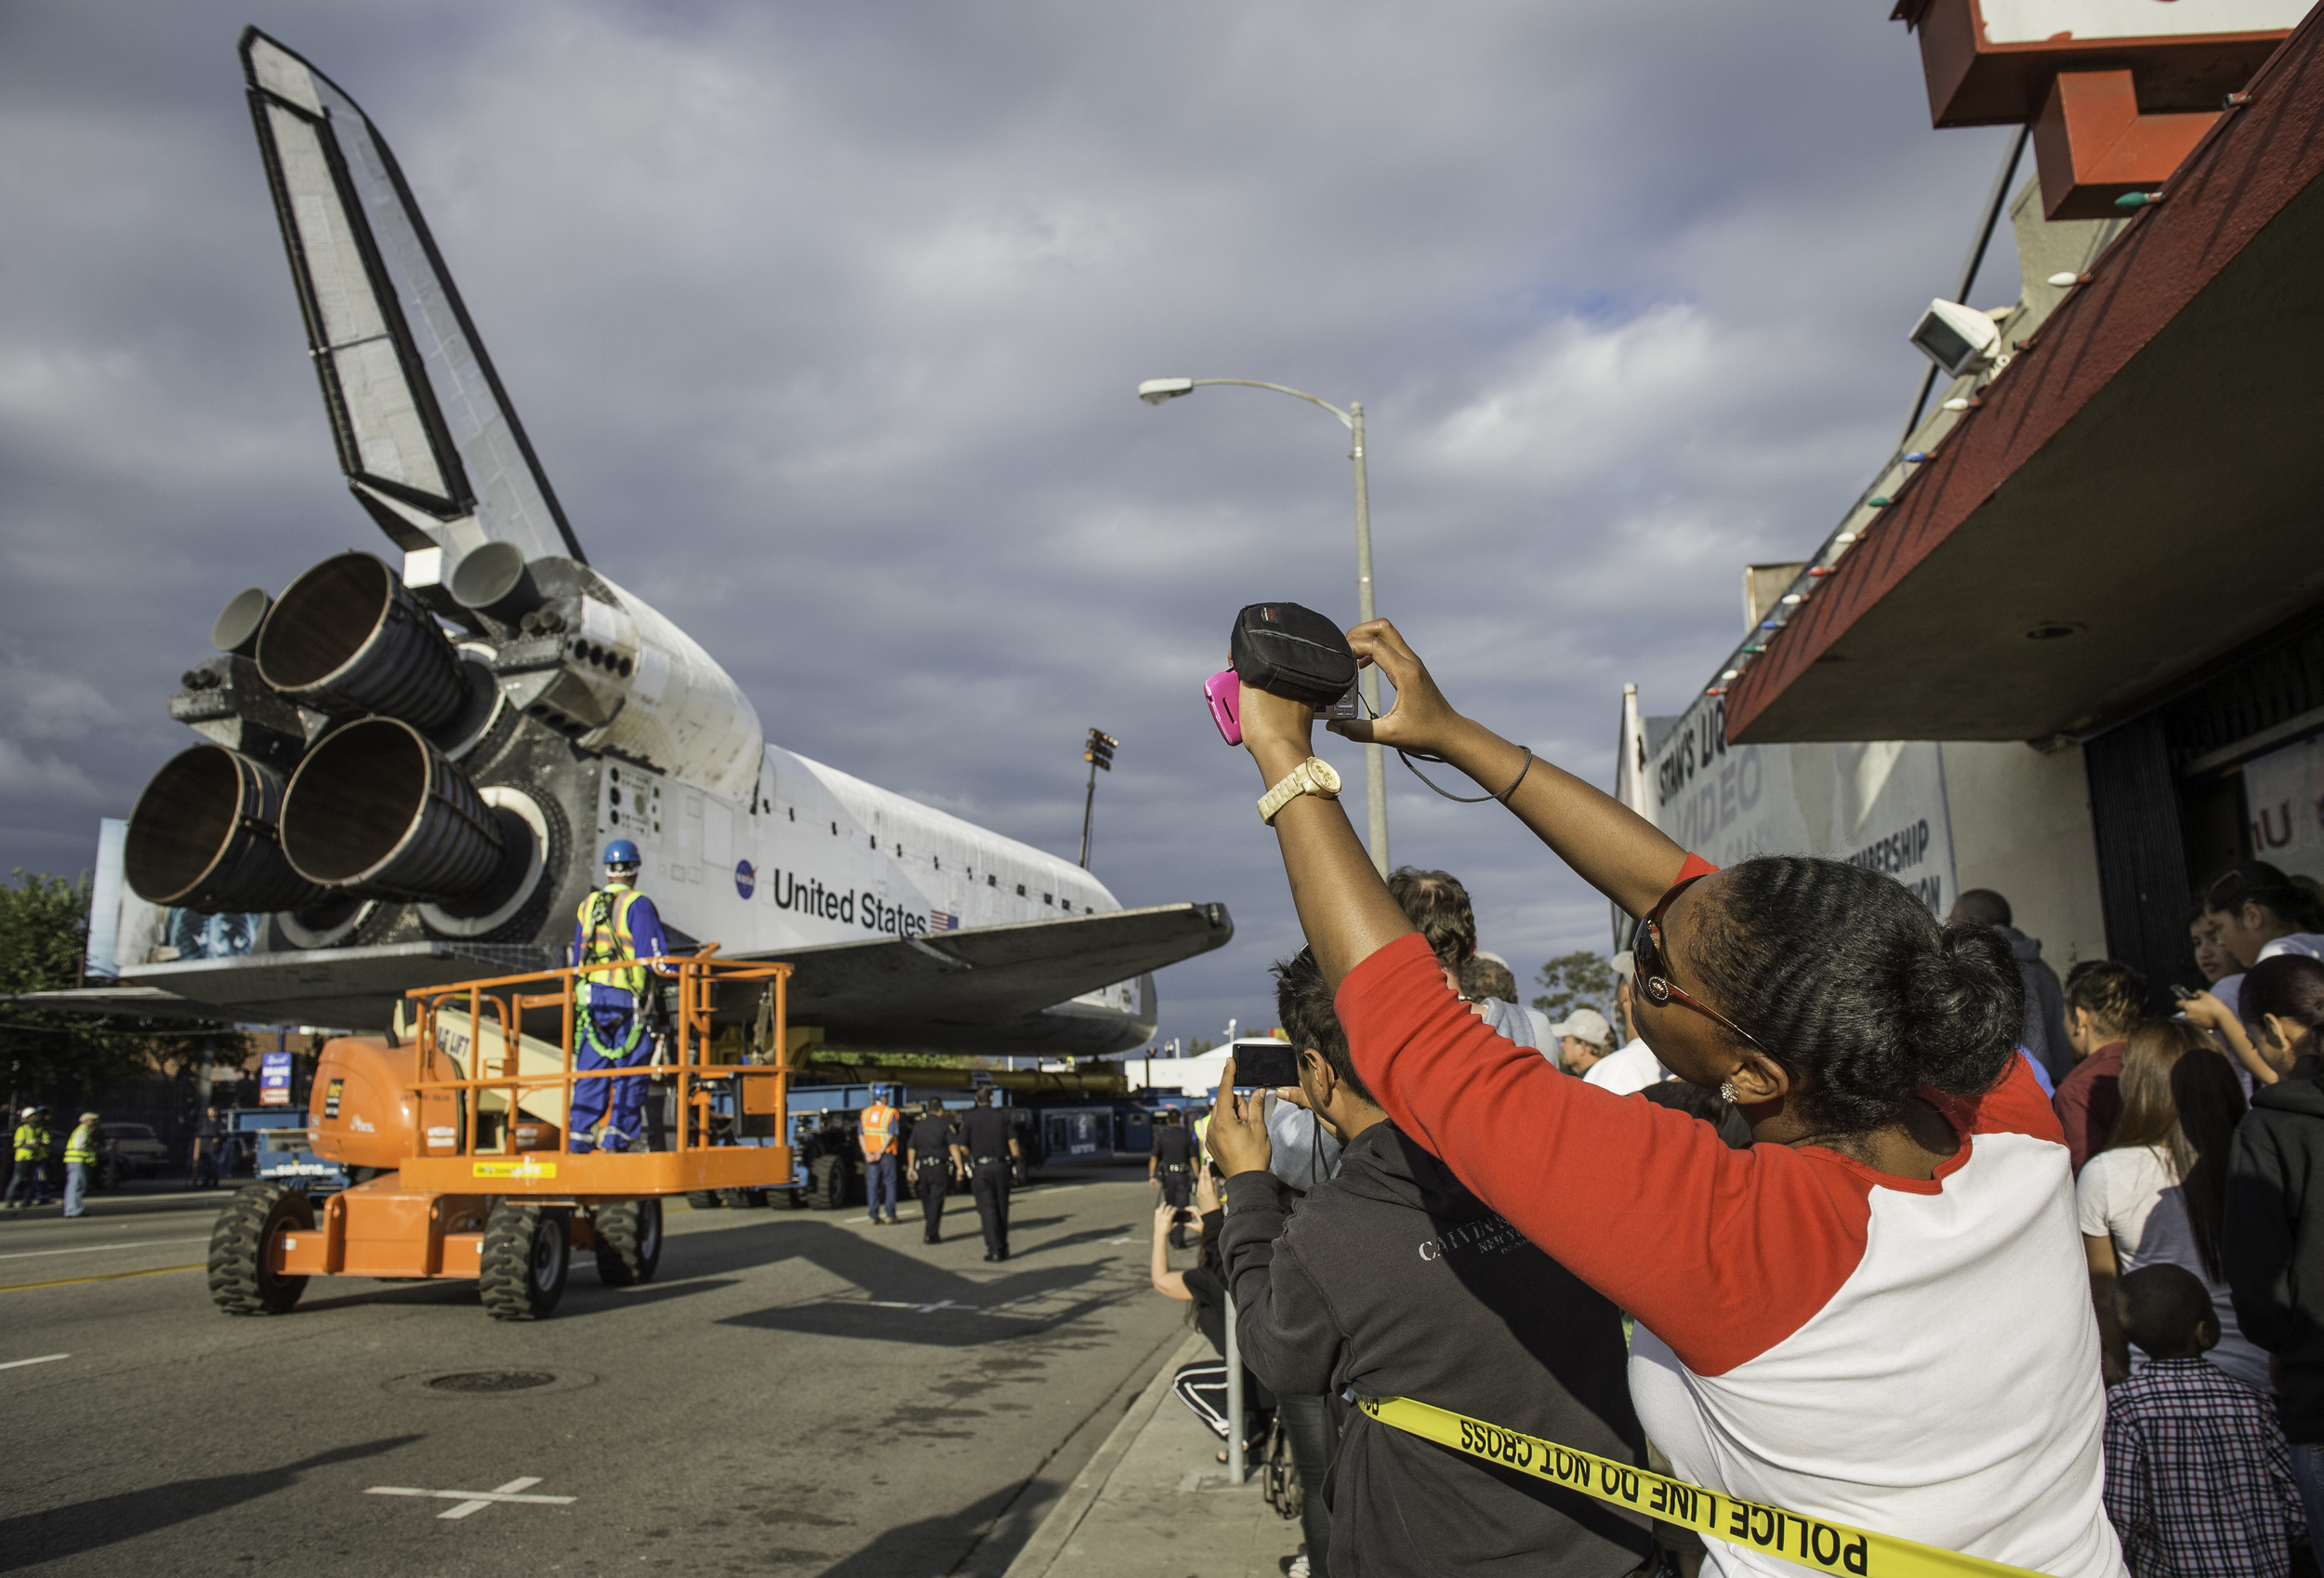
[931,910,959,931]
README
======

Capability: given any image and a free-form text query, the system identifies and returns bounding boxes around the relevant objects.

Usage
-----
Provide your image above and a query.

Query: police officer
[859,1085,903,1227]
[959,1088,1023,1263]
[570,839,680,1153]
[6,1107,52,1211]
[189,1105,222,1187]
[62,1111,99,1219]
[1149,1107,1201,1249]
[905,1098,959,1244]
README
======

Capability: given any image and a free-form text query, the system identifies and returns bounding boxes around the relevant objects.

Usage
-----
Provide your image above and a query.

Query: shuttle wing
[739,902,1235,1050]
[18,905,1232,1055]
[23,941,559,1033]
[241,28,582,564]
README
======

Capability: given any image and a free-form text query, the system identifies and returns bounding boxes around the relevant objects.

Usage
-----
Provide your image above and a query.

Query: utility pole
[1078,728,1117,869]
[1136,377,1389,875]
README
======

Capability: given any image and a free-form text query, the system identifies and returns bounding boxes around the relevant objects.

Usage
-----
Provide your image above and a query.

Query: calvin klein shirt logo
[1418,1214,1527,1262]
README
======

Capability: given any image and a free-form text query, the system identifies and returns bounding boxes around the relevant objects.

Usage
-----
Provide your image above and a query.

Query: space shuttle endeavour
[42,29,1231,1053]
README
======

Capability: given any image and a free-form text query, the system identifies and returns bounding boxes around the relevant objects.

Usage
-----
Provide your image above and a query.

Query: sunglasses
[1634,874,1770,1057]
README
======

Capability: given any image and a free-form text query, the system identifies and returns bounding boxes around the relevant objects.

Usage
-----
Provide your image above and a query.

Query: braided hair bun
[1687,857,2024,1133]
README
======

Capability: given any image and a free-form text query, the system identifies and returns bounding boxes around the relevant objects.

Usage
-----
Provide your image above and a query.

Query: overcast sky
[0,1,2027,1047]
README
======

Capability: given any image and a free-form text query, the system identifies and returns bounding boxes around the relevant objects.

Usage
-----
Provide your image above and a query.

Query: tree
[1532,950,1618,1027]
[1186,1036,1215,1057]
[0,870,237,1110]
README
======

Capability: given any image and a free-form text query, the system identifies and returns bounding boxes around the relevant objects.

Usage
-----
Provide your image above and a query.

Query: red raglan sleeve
[1336,930,1873,1376]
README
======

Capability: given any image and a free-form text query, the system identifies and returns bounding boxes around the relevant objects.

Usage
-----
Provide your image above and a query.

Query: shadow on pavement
[0,1435,424,1564]
[295,1281,482,1314]
[1009,1224,1137,1259]
[811,1476,1053,1578]
[666,1217,1118,1308]
[720,1288,1127,1349]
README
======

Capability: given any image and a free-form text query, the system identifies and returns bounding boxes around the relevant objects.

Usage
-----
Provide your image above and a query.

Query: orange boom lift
[205,949,794,1319]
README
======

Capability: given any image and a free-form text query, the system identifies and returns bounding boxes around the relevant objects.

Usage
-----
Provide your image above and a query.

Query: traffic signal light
[1083,728,1117,771]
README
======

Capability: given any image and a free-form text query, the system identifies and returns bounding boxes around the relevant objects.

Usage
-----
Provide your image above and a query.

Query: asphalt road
[0,1166,1187,1576]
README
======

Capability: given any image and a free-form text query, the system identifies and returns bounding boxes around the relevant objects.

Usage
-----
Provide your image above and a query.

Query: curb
[1002,1329,1210,1578]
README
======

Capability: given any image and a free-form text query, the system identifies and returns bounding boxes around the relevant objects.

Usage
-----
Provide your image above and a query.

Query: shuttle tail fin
[240,28,583,565]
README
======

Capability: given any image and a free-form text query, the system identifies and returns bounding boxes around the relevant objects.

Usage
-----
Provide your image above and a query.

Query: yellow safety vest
[13,1123,48,1161]
[65,1124,98,1164]
[574,886,651,1002]
[859,1103,899,1160]
[1192,1113,1210,1159]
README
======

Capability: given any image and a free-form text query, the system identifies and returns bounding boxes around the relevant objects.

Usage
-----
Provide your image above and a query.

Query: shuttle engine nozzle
[279,717,506,901]
[257,551,469,729]
[124,745,332,914]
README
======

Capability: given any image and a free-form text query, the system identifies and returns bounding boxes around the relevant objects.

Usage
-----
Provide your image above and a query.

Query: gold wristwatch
[1258,756,1343,825]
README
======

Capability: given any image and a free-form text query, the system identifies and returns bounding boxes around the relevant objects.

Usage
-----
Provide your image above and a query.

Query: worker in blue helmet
[568,838,680,1153]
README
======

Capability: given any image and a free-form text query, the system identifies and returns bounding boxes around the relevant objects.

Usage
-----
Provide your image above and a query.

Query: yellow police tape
[1359,1396,2047,1578]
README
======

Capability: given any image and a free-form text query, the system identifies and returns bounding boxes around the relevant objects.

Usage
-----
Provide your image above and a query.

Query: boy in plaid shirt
[2103,1264,2305,1578]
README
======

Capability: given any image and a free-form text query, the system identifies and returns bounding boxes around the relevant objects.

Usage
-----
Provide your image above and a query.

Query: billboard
[1642,696,1959,918]
[2245,733,2324,887]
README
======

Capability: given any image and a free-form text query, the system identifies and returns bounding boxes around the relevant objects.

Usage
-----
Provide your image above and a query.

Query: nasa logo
[735,860,757,900]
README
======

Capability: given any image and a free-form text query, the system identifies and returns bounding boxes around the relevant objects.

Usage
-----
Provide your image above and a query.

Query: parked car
[99,1122,171,1180]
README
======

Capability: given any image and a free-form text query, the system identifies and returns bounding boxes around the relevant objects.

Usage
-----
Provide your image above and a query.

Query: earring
[1720,1081,1741,1105]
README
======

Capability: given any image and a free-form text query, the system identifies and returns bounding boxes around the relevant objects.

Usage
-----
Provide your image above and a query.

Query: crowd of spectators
[1153,611,2324,1578]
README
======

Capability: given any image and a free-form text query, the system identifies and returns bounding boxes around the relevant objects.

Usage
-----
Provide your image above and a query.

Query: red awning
[1726,9,2324,746]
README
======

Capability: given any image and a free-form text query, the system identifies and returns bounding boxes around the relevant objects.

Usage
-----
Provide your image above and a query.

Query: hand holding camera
[1327,619,1467,761]
[1202,603,1476,768]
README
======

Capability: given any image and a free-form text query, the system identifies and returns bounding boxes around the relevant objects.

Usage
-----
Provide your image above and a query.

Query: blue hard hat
[603,838,641,866]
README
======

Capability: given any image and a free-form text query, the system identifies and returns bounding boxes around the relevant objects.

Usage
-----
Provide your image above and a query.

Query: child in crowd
[2101,1264,2304,1578]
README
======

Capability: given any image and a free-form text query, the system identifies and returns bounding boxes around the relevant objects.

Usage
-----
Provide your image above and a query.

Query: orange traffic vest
[859,1103,900,1160]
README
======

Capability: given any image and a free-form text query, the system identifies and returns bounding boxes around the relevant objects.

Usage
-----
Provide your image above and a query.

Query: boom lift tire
[208,1182,313,1316]
[684,1191,720,1211]
[592,1199,663,1287]
[717,1187,766,1209]
[807,1153,847,1210]
[481,1201,570,1319]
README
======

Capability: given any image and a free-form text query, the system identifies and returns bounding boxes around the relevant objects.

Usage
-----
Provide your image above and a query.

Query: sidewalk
[1007,1332,1306,1578]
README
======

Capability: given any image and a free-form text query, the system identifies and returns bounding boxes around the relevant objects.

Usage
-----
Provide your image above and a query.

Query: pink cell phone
[1204,669,1242,746]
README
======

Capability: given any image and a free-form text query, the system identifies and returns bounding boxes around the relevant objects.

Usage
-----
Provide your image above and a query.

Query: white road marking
[367,1476,572,1520]
[0,1353,70,1372]
[868,1297,979,1314]
[1105,1238,1132,1245]
[0,1238,207,1262]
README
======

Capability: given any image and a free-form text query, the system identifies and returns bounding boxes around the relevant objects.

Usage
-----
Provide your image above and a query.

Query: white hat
[1546,1007,1614,1048]
[1610,950,1635,981]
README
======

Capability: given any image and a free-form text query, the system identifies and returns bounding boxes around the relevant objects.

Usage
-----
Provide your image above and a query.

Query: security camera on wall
[1908,299,2003,378]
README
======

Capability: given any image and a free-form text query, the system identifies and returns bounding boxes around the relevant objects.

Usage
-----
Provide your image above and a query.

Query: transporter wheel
[807,1154,847,1211]
[208,1182,313,1317]
[591,1199,663,1288]
[480,1201,569,1320]
[683,1190,720,1211]
[717,1187,766,1209]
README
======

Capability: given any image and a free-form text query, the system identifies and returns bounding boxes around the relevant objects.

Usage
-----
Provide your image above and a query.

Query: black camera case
[1230,603,1357,708]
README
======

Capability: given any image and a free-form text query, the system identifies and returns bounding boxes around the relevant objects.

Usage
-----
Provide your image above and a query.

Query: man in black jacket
[2226,1047,2324,1560]
[1208,948,1651,1578]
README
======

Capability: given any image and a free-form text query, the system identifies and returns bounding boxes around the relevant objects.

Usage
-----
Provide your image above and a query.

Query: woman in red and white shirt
[1234,619,2122,1578]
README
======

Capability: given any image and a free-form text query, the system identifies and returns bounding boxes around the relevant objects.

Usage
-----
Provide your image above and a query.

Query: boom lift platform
[206,949,794,1320]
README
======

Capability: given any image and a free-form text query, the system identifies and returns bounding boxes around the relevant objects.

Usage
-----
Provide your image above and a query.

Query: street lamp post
[1137,377,1389,877]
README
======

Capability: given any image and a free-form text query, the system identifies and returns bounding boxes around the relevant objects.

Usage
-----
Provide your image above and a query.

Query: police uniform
[1153,1121,1201,1248]
[859,1092,903,1225]
[961,1100,1017,1261]
[6,1111,52,1209]
[906,1107,958,1243]
[569,851,677,1154]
